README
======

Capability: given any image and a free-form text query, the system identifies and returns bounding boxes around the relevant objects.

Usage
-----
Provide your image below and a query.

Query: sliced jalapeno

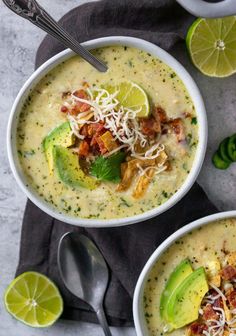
[212,151,230,170]
[227,134,236,162]
[219,137,232,164]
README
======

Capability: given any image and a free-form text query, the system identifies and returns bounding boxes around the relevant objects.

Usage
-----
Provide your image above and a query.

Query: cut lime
[105,81,150,117]
[186,16,236,77]
[4,272,63,328]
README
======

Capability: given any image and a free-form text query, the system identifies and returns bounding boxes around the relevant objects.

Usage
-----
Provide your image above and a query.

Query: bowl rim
[133,210,236,335]
[7,36,207,227]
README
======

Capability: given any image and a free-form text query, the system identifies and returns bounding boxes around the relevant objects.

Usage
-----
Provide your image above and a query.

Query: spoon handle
[2,0,108,72]
[96,306,112,336]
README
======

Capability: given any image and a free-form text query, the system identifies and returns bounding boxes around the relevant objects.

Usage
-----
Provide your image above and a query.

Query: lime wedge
[105,81,150,117]
[4,272,63,328]
[186,16,236,77]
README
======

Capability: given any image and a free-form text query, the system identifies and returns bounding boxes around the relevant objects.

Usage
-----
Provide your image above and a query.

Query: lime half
[105,81,150,117]
[186,16,236,77]
[4,272,63,328]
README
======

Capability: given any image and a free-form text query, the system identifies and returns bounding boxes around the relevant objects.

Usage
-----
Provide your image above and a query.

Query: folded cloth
[16,0,218,327]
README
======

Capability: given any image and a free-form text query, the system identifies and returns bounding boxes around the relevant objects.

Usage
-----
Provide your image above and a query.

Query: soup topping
[160,253,236,336]
[17,46,198,219]
[43,81,189,199]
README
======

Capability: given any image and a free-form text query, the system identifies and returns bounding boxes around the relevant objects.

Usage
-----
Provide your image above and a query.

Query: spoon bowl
[58,232,112,336]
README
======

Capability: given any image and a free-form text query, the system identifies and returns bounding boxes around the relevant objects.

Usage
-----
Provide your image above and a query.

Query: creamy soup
[17,46,198,219]
[144,218,236,336]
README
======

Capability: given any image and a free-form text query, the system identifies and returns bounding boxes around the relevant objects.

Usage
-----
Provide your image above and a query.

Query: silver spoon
[58,232,112,336]
[2,0,108,72]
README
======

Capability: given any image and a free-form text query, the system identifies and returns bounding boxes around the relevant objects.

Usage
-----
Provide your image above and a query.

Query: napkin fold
[16,0,218,327]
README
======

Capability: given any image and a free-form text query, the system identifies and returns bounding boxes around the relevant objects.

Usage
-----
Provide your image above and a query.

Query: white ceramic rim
[133,210,236,335]
[7,36,207,227]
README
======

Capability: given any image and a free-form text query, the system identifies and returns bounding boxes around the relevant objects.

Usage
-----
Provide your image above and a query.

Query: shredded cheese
[137,164,167,179]
[66,87,165,160]
[209,283,227,301]
[199,283,236,336]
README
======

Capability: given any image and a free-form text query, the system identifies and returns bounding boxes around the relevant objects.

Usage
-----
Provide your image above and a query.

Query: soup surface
[144,218,236,336]
[17,46,198,219]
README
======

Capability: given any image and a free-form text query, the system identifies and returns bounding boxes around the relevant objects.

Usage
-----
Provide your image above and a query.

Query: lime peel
[186,16,236,77]
[4,271,63,328]
[105,81,150,117]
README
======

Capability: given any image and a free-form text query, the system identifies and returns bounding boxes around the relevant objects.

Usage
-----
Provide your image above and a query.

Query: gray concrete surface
[0,0,235,335]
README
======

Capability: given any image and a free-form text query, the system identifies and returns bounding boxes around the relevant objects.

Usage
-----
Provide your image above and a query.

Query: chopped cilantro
[120,197,131,207]
[90,152,126,183]
[186,133,193,145]
[191,117,197,125]
[162,190,168,198]
[127,59,133,67]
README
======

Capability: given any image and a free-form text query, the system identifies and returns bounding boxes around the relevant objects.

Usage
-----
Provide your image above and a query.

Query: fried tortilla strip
[116,160,139,192]
[116,159,156,192]
[132,168,155,199]
[185,328,191,336]
[156,151,168,166]
[205,259,221,287]
[99,131,118,152]
[117,150,168,195]
[132,151,168,199]
[226,252,236,266]
[223,299,232,322]
[78,112,94,129]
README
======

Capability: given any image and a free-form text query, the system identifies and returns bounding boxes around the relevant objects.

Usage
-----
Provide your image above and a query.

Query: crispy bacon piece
[226,252,236,266]
[202,304,219,321]
[80,123,104,140]
[80,124,89,137]
[168,118,185,142]
[140,117,161,138]
[78,140,90,157]
[69,89,91,115]
[213,297,223,309]
[82,81,90,88]
[227,290,236,308]
[153,106,168,124]
[221,265,236,281]
[89,123,106,147]
[188,322,207,335]
[96,137,108,155]
[61,105,68,113]
[79,122,107,154]
[61,91,71,99]
[73,89,88,99]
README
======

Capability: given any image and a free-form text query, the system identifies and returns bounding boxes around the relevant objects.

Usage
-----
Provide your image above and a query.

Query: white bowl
[7,36,207,228]
[133,210,236,335]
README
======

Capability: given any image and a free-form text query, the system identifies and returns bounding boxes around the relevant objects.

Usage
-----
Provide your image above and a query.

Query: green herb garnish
[90,152,126,182]
[120,197,131,207]
[191,117,197,125]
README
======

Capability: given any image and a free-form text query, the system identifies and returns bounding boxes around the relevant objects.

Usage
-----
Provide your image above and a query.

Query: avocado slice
[166,267,209,329]
[160,259,193,322]
[43,122,75,173]
[53,145,98,190]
